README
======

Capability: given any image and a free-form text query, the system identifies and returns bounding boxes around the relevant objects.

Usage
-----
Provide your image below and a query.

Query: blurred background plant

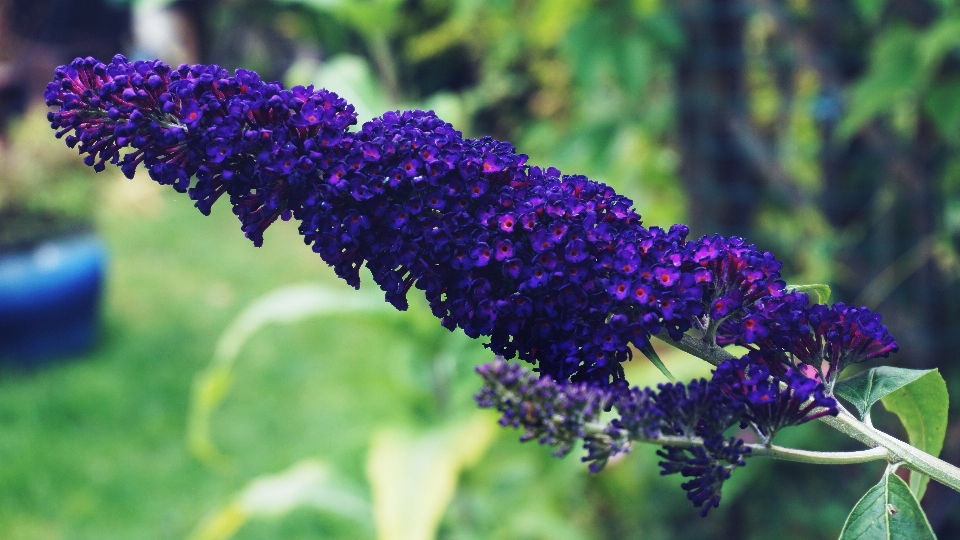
[3,0,960,538]
[0,0,129,247]
[0,104,107,247]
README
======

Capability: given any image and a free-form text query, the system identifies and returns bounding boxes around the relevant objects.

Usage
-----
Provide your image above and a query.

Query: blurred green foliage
[206,0,690,228]
[6,0,960,537]
[0,105,104,247]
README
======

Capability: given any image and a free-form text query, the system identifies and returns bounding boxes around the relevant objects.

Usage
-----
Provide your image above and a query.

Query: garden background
[2,0,960,538]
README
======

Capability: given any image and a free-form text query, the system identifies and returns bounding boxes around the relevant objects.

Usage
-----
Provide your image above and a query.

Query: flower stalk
[656,332,960,493]
[623,430,890,466]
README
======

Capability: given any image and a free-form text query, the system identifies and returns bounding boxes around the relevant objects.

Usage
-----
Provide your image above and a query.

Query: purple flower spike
[46,56,680,384]
[45,55,357,247]
[290,109,703,384]
[46,56,898,391]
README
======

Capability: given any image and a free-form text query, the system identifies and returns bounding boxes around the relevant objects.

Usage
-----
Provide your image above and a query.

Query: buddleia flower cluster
[716,292,900,389]
[45,55,356,247]
[46,55,898,516]
[476,355,836,515]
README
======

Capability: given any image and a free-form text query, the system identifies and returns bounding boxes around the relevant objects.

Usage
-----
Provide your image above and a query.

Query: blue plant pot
[0,234,107,366]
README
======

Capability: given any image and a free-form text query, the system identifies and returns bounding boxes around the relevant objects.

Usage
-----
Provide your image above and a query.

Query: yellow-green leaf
[786,283,831,304]
[187,460,370,540]
[367,413,498,540]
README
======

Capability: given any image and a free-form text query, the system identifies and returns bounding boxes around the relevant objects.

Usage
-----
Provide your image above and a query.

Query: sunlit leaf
[917,16,960,74]
[833,366,932,421]
[187,460,371,540]
[637,342,676,381]
[367,412,498,540]
[786,283,831,304]
[277,0,403,36]
[632,0,662,17]
[838,468,935,540]
[529,0,593,48]
[331,0,405,37]
[880,370,949,501]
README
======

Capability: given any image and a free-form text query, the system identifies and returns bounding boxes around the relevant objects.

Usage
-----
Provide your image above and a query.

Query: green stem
[751,443,888,465]
[702,317,723,348]
[654,330,734,367]
[823,408,960,492]
[653,332,960,493]
[628,432,890,465]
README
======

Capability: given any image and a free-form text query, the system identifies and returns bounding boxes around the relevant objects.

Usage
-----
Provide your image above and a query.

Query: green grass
[0,183,423,539]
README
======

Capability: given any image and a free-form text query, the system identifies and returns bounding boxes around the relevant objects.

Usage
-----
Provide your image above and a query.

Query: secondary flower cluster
[657,437,750,515]
[712,353,837,439]
[689,234,786,327]
[476,356,834,515]
[475,360,623,464]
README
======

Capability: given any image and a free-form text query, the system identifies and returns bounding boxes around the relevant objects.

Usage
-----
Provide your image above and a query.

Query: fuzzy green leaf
[838,469,935,540]
[834,367,933,421]
[880,370,949,501]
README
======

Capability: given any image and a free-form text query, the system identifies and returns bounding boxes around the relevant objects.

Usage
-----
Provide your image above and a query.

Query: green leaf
[838,469,935,540]
[366,413,498,540]
[786,283,832,304]
[853,0,887,24]
[278,0,405,37]
[837,28,921,139]
[880,370,949,501]
[922,77,960,144]
[638,342,676,381]
[529,0,593,48]
[917,16,960,75]
[833,367,933,421]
